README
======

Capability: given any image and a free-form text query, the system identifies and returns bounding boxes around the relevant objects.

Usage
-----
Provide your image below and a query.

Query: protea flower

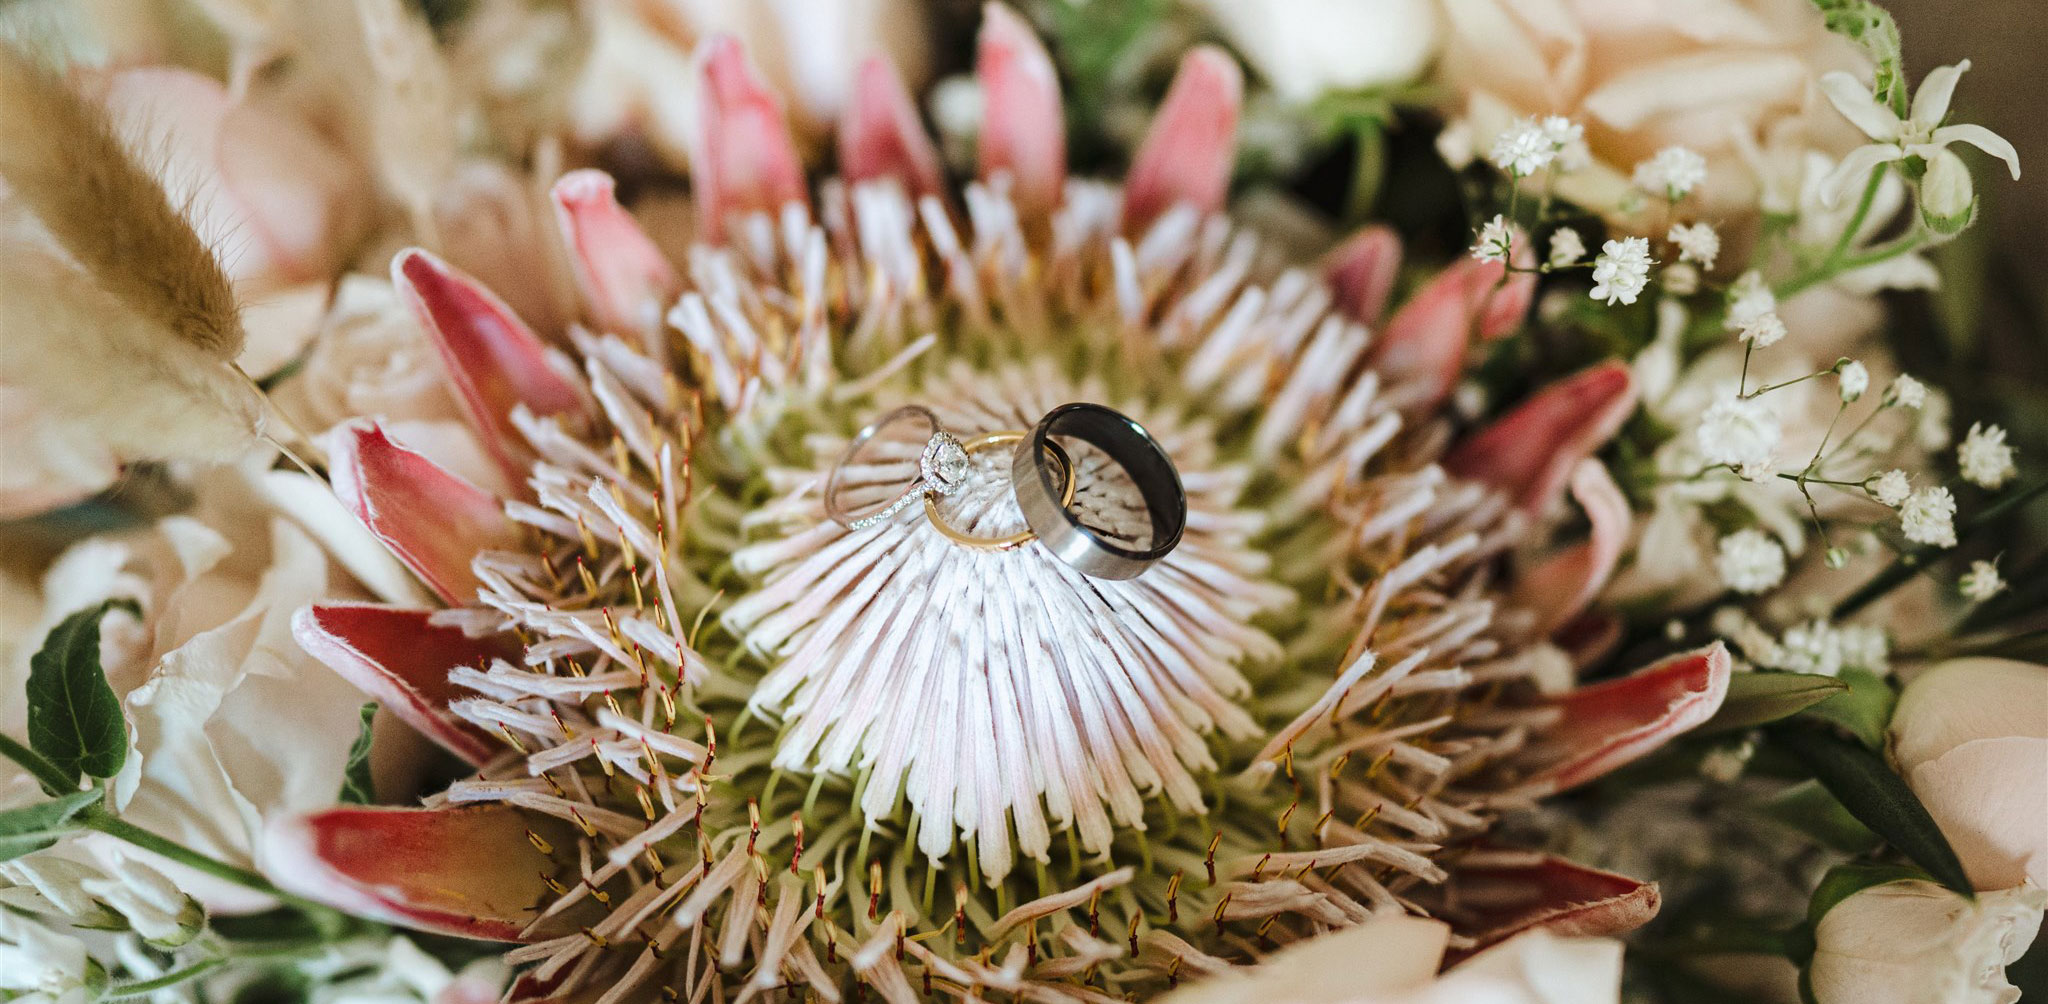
[271,8,1728,1000]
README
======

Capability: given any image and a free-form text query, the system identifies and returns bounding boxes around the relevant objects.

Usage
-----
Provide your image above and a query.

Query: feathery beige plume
[0,43,244,357]
[0,44,262,468]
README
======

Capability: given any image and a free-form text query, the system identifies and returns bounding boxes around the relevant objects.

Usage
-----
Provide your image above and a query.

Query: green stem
[78,809,333,916]
[107,957,227,997]
[1829,165,1889,263]
[0,733,76,795]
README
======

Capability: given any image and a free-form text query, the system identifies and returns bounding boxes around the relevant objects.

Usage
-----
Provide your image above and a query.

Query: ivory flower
[1810,880,2044,1004]
[1164,915,1622,1004]
[1187,0,1440,102]
[2,464,374,911]
[1957,423,2017,490]
[1817,60,2022,208]
[0,911,92,1004]
[1435,0,1872,226]
[1890,658,2048,890]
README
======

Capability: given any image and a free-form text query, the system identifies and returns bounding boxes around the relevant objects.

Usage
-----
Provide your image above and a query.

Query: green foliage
[1773,724,1974,895]
[0,788,102,862]
[1810,0,1907,114]
[339,704,379,805]
[1703,672,1849,734]
[26,599,137,784]
[1757,780,1880,854]
[1793,668,1894,748]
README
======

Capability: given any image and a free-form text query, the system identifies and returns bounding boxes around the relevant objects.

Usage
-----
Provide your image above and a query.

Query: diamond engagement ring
[825,405,973,530]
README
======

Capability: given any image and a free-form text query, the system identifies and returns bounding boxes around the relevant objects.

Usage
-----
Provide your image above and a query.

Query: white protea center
[730,358,1288,882]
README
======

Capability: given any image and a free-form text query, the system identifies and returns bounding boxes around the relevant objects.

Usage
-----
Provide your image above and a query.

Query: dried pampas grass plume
[0,43,242,356]
[0,43,263,467]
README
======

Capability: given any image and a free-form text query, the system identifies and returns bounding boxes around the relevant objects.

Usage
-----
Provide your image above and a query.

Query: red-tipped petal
[1121,46,1241,233]
[264,805,559,941]
[328,423,518,606]
[1441,851,1661,956]
[293,603,512,766]
[1324,225,1402,326]
[550,169,678,339]
[393,248,586,481]
[691,34,807,243]
[1515,460,1630,637]
[1445,360,1637,513]
[840,55,944,199]
[976,2,1065,219]
[1521,643,1733,794]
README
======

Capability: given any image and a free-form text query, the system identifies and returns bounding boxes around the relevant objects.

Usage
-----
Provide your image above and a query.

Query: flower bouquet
[0,2,2039,1002]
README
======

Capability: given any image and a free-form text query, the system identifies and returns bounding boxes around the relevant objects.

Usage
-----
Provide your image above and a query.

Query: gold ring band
[923,431,1076,550]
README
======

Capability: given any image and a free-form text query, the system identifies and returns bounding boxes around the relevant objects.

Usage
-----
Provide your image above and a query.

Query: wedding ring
[824,405,971,530]
[1011,403,1185,580]
[923,432,1077,550]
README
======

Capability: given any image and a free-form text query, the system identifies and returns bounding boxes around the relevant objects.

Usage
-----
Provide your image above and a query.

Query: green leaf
[0,789,103,862]
[1773,725,1974,895]
[26,600,137,783]
[338,704,378,805]
[1702,672,1849,734]
[1806,861,1931,932]
[1794,668,1895,748]
[1757,780,1881,854]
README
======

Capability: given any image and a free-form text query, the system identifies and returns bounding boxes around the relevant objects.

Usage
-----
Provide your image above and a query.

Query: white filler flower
[1739,312,1787,347]
[1868,469,1912,507]
[1958,422,2017,489]
[1590,237,1652,305]
[1698,395,1780,468]
[1490,117,1557,176]
[1667,222,1720,268]
[1471,214,1514,263]
[1901,485,1959,547]
[1548,226,1585,267]
[1632,146,1707,199]
[1959,560,2006,602]
[1887,373,1929,409]
[1715,529,1786,594]
[1838,360,1870,402]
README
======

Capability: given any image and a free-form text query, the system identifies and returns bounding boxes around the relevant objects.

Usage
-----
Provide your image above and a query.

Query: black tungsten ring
[1010,403,1186,580]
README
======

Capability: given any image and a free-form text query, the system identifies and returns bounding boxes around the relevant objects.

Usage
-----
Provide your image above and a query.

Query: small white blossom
[1725,270,1777,331]
[1917,390,1953,450]
[1959,559,2006,602]
[0,912,91,1004]
[1776,620,1847,677]
[1589,236,1653,305]
[1885,373,1928,409]
[1957,422,2017,489]
[1713,607,1783,667]
[1739,312,1787,347]
[1715,529,1787,594]
[1470,214,1514,264]
[1667,222,1721,268]
[1540,115,1587,169]
[1817,60,2022,208]
[1837,360,1869,402]
[1698,395,1780,468]
[1547,227,1585,267]
[1837,624,1890,676]
[1900,485,1958,547]
[1633,146,1708,199]
[1699,740,1755,783]
[1489,117,1556,176]
[1662,262,1700,295]
[1867,469,1912,506]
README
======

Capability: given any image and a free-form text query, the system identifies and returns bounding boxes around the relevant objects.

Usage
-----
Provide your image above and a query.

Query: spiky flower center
[443,181,1535,1000]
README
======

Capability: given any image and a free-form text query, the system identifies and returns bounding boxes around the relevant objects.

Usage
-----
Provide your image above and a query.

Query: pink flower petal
[264,804,559,941]
[976,2,1066,219]
[1324,225,1402,326]
[1514,460,1630,636]
[691,34,808,244]
[1441,850,1662,956]
[1555,612,1623,668]
[292,603,511,766]
[1445,360,1638,513]
[550,169,678,340]
[1121,46,1242,233]
[1519,643,1733,795]
[1374,238,1536,412]
[327,422,518,606]
[839,55,944,199]
[392,248,587,483]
